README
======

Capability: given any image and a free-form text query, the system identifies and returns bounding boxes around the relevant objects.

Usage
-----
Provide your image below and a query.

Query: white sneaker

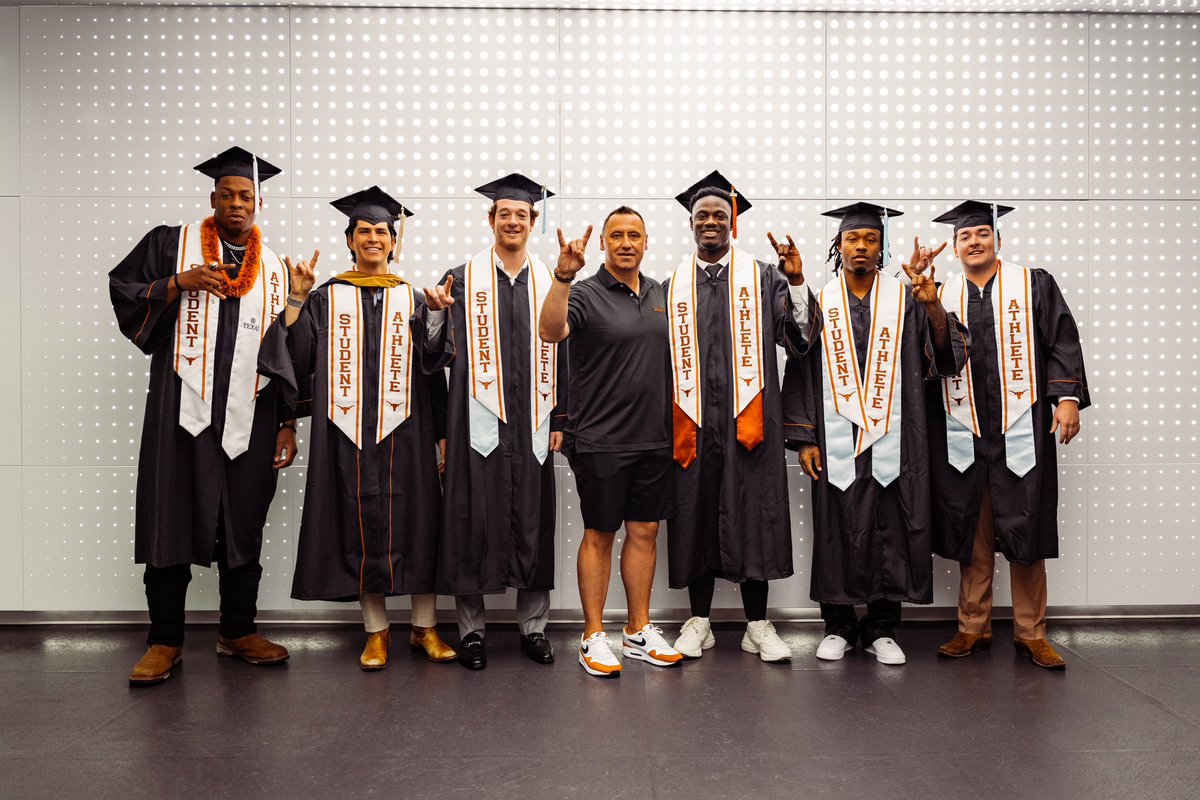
[865,637,906,665]
[815,634,853,661]
[741,620,791,662]
[674,616,715,658]
[578,631,622,678]
[622,624,683,667]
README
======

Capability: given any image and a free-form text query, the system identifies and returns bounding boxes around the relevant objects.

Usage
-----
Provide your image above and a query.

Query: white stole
[173,222,286,459]
[938,262,1037,476]
[668,247,764,426]
[326,283,415,448]
[817,271,906,491]
[463,247,558,464]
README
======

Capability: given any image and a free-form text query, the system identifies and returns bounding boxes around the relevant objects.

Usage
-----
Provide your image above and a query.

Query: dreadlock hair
[345,219,398,263]
[825,233,885,276]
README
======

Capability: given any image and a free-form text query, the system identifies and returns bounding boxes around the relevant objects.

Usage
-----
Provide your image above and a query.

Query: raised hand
[285,249,319,301]
[177,261,238,300]
[423,274,455,311]
[902,237,946,306]
[768,232,805,286]
[556,224,592,280]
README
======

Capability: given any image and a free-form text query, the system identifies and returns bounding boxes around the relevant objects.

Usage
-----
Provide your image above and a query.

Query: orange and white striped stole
[939,262,1038,476]
[327,283,415,448]
[173,222,286,458]
[464,247,557,463]
[668,248,765,469]
[817,271,906,490]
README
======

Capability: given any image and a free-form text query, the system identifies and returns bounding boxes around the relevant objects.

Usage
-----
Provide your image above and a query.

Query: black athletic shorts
[568,448,673,532]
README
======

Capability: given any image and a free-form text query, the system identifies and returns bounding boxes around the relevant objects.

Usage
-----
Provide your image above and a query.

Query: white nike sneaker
[865,637,906,665]
[741,620,792,662]
[815,634,853,661]
[622,624,683,667]
[578,631,622,678]
[674,616,715,658]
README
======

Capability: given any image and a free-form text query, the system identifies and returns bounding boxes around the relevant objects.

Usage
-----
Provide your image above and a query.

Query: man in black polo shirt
[539,206,682,678]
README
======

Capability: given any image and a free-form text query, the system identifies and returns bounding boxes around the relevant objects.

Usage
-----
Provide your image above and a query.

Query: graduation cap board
[194,146,281,211]
[674,170,752,239]
[933,201,1014,256]
[822,202,904,267]
[331,186,415,260]
[475,173,555,234]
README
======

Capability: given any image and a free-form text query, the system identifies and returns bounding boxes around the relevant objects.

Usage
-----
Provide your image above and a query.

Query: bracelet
[279,421,297,432]
[172,273,181,292]
[287,295,305,308]
[552,269,574,284]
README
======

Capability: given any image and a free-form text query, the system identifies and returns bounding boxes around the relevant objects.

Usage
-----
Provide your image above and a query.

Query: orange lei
[200,216,262,299]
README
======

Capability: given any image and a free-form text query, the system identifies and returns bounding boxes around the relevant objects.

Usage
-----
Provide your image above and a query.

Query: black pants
[144,534,262,647]
[820,599,901,645]
[688,575,769,622]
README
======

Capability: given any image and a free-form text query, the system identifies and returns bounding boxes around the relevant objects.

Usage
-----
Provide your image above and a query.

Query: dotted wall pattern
[7,6,1198,613]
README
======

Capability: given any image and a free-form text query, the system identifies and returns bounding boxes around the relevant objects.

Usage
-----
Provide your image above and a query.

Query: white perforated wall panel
[4,4,1197,616]
[1090,15,1200,198]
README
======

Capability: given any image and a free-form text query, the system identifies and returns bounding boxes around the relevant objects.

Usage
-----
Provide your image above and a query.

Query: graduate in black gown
[784,203,967,665]
[662,172,808,665]
[258,186,456,670]
[416,173,566,670]
[109,147,293,685]
[926,201,1089,669]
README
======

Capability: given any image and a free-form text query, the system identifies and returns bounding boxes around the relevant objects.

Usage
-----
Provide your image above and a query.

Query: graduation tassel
[252,154,261,212]
[730,186,739,240]
[992,202,1001,257]
[882,209,891,269]
[541,185,547,235]
[396,205,405,263]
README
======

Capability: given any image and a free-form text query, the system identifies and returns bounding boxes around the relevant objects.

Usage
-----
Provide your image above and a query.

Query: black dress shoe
[457,633,487,670]
[520,632,555,664]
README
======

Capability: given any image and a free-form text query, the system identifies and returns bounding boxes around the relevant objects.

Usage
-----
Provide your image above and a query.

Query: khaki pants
[958,487,1048,640]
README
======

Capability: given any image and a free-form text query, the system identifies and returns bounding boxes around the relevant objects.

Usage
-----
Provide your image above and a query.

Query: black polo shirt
[565,265,671,453]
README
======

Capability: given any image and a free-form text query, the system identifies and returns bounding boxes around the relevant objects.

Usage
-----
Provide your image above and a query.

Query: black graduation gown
[108,224,283,570]
[785,281,968,606]
[258,280,447,601]
[661,259,805,589]
[414,262,566,597]
[926,268,1090,566]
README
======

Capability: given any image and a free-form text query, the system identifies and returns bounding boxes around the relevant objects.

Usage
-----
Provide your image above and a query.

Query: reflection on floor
[2,619,1199,800]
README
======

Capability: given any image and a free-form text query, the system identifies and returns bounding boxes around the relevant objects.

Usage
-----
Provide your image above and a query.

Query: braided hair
[825,233,885,276]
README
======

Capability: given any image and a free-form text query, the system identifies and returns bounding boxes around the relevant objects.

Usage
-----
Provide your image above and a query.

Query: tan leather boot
[937,631,993,658]
[1014,637,1066,669]
[410,625,456,663]
[360,629,390,671]
[215,633,289,665]
[129,645,183,685]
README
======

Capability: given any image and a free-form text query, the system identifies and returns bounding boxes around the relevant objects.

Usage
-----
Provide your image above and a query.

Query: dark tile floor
[2,619,1199,799]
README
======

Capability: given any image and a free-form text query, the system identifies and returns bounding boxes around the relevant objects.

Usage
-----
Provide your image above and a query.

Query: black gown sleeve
[410,293,449,440]
[1034,269,1091,409]
[108,225,180,355]
[257,294,318,420]
[917,296,970,380]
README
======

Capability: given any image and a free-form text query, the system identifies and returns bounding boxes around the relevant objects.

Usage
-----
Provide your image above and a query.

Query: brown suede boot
[215,633,289,665]
[361,629,390,671]
[937,631,993,658]
[129,644,183,685]
[1014,637,1066,669]
[410,625,457,663]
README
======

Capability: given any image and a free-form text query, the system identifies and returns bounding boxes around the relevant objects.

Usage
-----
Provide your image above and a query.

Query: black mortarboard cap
[330,186,414,225]
[674,170,753,215]
[821,202,903,233]
[932,200,1015,232]
[474,173,555,206]
[193,146,282,184]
